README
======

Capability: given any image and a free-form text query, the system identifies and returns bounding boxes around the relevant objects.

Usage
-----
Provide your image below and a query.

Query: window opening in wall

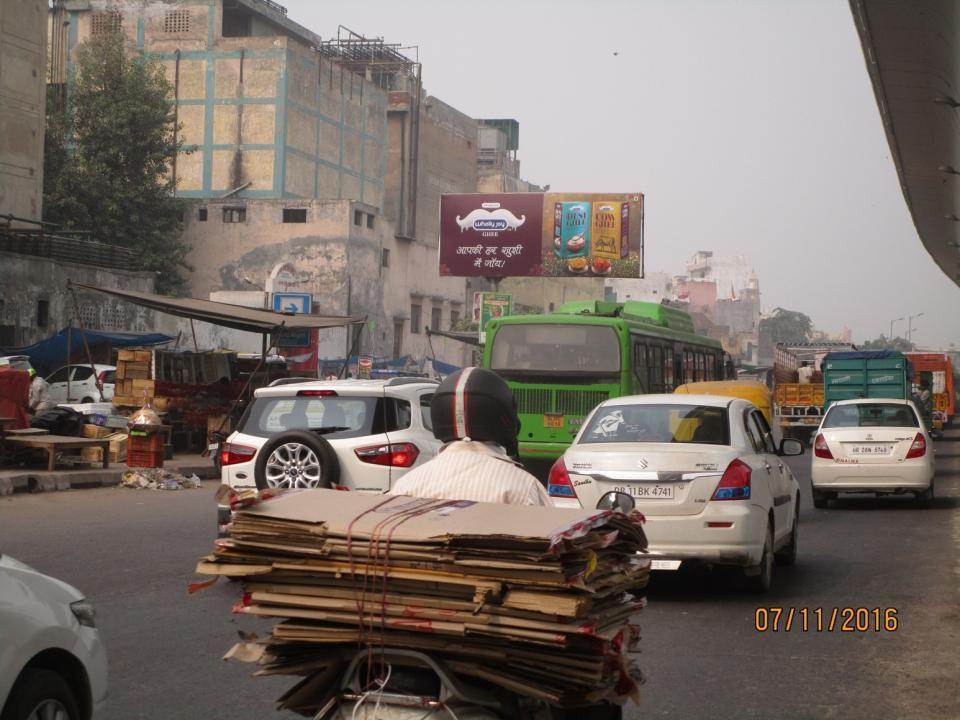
[198,208,208,222]
[282,208,307,223]
[36,299,49,329]
[450,310,460,328]
[431,307,441,331]
[91,10,122,36]
[381,248,390,267]
[393,320,404,358]
[410,303,421,334]
[366,214,375,229]
[353,209,364,226]
[163,9,190,33]
[221,3,253,37]
[223,206,246,223]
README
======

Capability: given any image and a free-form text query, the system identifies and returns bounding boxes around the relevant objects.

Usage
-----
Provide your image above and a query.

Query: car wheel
[744,523,773,593]
[775,498,799,566]
[2,668,82,720]
[812,490,830,509]
[914,478,934,508]
[253,430,340,490]
[80,397,94,404]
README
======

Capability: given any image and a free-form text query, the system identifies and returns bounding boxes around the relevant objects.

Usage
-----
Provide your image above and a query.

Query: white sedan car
[547,394,804,591]
[811,398,934,508]
[0,554,107,720]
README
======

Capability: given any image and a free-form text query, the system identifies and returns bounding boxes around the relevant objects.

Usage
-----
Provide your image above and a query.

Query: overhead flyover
[849,1,960,287]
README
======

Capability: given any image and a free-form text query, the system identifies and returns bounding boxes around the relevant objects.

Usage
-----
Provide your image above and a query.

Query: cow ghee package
[553,201,591,260]
[591,201,630,260]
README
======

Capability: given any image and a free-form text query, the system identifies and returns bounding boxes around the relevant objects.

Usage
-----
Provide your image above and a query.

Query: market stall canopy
[425,327,482,347]
[70,284,365,334]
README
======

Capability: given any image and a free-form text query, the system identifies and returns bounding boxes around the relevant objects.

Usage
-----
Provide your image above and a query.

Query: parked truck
[773,342,855,441]
[905,352,955,430]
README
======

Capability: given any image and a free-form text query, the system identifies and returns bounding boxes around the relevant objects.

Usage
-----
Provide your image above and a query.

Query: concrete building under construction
[48,1,541,370]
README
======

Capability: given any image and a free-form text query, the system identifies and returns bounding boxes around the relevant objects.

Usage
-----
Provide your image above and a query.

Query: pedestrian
[27,369,55,415]
[390,367,550,506]
[798,361,815,385]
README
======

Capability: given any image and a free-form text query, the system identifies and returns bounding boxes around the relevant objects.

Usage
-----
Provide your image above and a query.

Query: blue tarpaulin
[431,358,460,376]
[2,328,174,373]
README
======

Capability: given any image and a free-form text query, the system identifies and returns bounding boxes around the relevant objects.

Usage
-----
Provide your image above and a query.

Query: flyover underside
[849,0,960,287]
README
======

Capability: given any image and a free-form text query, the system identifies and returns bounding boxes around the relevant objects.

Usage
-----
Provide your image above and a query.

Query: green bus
[481,300,729,461]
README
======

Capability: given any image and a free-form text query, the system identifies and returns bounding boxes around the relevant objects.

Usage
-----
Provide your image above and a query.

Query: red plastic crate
[129,432,164,453]
[126,448,163,468]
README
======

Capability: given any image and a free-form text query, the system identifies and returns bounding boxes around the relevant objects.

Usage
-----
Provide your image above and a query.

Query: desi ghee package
[553,201,591,259]
[590,201,630,260]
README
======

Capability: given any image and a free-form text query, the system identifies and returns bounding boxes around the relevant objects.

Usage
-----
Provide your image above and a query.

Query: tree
[759,308,813,344]
[861,335,915,352]
[43,30,190,293]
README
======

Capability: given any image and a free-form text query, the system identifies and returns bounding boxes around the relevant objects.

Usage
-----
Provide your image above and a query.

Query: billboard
[439,192,643,278]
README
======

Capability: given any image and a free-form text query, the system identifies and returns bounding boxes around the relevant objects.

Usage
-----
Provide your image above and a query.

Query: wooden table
[4,434,110,471]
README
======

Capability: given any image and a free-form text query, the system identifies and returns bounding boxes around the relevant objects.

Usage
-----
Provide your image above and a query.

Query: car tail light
[220,442,257,467]
[905,433,926,459]
[547,457,576,498]
[814,434,834,459]
[355,442,420,468]
[97,371,109,384]
[710,459,751,501]
[297,389,337,397]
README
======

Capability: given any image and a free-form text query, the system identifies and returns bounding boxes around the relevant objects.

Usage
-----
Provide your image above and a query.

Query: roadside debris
[121,468,202,490]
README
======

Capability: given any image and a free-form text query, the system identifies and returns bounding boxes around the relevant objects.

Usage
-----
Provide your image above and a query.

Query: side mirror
[779,438,804,457]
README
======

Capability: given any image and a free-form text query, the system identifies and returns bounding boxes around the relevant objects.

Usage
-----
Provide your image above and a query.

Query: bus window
[649,345,664,392]
[695,353,705,382]
[706,354,718,381]
[664,348,675,390]
[488,324,621,373]
[683,350,694,384]
[633,341,648,391]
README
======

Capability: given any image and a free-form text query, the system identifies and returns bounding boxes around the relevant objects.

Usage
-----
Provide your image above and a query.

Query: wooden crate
[80,433,128,463]
[81,424,113,439]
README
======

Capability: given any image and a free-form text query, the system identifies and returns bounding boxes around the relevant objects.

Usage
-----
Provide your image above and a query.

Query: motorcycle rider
[390,367,550,506]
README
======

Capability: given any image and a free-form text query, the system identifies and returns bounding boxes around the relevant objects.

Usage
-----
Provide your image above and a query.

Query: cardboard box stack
[113,350,154,408]
[79,424,128,463]
[196,490,650,713]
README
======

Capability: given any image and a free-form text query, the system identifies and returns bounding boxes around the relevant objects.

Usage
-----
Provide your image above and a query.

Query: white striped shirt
[389,440,551,506]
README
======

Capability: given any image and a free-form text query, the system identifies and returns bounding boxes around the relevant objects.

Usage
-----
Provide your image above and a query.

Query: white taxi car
[220,378,441,494]
[548,394,804,591]
[811,398,934,508]
[0,554,108,720]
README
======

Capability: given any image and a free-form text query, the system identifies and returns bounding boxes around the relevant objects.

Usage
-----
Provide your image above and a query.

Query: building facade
[52,1,526,370]
[1,0,47,226]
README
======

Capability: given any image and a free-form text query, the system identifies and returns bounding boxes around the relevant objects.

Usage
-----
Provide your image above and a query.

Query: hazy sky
[286,0,960,349]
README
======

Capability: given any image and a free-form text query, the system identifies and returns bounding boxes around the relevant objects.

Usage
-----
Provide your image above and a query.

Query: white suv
[219,378,442,498]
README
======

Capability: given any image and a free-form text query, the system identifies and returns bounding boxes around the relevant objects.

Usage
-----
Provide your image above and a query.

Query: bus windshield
[490,324,621,374]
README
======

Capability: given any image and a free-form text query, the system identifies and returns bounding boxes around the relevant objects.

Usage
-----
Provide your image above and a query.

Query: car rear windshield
[489,323,621,374]
[580,403,729,445]
[823,403,919,429]
[239,396,385,440]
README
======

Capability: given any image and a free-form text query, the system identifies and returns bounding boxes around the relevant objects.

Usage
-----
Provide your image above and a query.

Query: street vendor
[390,367,550,506]
[27,369,54,415]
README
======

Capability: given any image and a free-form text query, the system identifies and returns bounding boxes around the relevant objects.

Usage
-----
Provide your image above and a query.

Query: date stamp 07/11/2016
[754,607,899,633]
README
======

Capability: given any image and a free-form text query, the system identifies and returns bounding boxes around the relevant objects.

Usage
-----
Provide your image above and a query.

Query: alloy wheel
[27,699,71,720]
[263,442,323,488]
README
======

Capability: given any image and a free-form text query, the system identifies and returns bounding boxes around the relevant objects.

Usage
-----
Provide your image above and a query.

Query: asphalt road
[1,438,958,720]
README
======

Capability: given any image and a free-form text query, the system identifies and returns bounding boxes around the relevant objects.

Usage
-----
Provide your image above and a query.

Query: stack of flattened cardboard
[197,489,649,714]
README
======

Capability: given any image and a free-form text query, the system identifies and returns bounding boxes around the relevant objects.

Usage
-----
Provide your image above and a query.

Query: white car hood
[0,554,85,603]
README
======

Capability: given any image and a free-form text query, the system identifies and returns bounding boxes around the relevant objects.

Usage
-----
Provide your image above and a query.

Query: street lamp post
[906,312,924,344]
[889,316,904,340]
